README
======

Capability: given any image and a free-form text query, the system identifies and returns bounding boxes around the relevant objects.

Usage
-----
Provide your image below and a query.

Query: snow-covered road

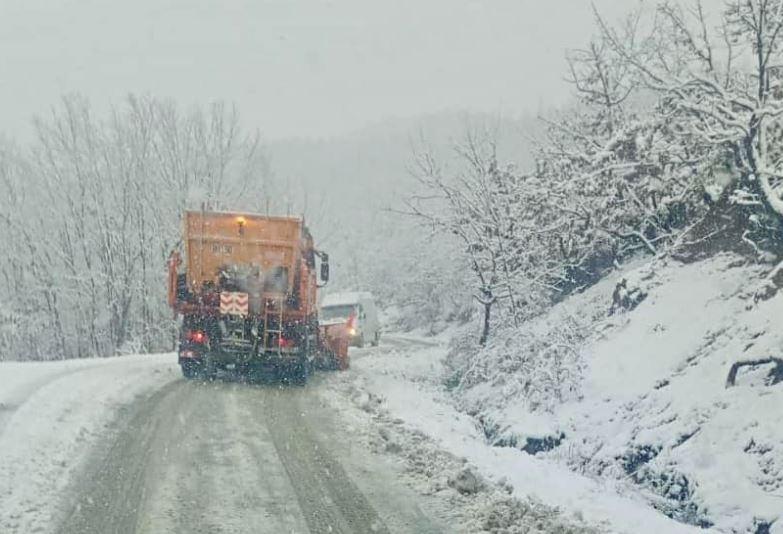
[0,349,447,534]
[57,378,443,534]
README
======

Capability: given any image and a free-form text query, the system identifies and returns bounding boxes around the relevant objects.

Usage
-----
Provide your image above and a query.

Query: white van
[319,292,380,347]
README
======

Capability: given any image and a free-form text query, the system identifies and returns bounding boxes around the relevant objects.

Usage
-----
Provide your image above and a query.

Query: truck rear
[167,210,331,384]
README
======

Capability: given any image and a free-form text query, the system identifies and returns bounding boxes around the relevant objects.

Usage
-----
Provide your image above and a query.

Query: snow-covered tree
[0,95,271,360]
[596,0,783,253]
[406,132,565,343]
[535,18,708,279]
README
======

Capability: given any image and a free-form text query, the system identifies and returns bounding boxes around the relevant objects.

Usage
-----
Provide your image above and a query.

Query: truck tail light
[278,336,296,348]
[187,330,208,344]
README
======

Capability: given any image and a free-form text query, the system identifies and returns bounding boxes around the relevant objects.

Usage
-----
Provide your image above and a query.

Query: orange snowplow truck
[167,210,343,384]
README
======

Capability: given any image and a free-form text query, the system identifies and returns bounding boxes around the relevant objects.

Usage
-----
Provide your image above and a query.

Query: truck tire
[292,363,308,386]
[181,361,201,380]
[291,353,311,386]
[337,350,350,371]
[245,362,263,384]
[203,357,218,381]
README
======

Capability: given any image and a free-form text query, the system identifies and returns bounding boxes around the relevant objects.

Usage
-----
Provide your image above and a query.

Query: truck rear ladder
[263,294,285,354]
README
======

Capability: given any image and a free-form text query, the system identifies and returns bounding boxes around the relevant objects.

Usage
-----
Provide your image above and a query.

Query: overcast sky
[1,0,631,141]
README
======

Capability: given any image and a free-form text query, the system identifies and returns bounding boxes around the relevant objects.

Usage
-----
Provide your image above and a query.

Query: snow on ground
[449,254,783,533]
[0,354,178,533]
[324,336,702,534]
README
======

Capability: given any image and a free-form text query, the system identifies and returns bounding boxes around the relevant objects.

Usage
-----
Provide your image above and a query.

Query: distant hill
[265,110,541,297]
[266,110,540,231]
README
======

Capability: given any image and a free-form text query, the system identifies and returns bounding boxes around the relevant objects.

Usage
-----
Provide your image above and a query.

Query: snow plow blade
[319,323,350,370]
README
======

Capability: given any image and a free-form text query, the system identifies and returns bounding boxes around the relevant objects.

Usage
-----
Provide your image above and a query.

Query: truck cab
[319,292,380,348]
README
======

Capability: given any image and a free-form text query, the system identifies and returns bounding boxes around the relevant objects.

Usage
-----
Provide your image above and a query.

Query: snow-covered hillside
[448,254,783,533]
[330,336,705,534]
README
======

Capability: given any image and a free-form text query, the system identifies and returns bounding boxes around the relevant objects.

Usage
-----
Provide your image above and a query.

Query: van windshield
[320,304,356,321]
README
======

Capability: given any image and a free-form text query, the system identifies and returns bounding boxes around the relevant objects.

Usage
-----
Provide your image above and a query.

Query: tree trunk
[479,301,491,346]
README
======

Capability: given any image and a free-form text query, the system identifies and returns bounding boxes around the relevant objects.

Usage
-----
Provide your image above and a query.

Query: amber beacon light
[236,216,246,235]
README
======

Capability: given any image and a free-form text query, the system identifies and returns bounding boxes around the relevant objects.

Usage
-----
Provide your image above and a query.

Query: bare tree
[406,131,564,343]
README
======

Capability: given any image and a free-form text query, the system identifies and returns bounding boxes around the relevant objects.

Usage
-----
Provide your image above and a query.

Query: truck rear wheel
[181,361,202,380]
[203,357,218,381]
[337,350,350,371]
[290,355,310,386]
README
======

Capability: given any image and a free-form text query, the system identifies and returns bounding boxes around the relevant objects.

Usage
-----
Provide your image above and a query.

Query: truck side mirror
[320,254,330,282]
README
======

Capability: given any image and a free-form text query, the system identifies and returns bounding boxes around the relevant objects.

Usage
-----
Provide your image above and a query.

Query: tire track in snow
[57,376,440,534]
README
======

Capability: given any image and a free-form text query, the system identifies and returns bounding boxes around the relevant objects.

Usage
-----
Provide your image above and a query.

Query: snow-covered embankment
[332,254,783,533]
[0,354,177,533]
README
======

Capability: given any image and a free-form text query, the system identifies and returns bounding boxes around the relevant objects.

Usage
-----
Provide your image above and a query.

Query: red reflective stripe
[219,292,249,316]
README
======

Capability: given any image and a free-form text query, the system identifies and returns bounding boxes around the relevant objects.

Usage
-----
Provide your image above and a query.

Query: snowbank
[333,336,702,533]
[0,354,178,533]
